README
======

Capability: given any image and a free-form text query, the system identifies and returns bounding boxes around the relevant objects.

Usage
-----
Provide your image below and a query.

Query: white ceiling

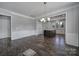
[0,2,78,18]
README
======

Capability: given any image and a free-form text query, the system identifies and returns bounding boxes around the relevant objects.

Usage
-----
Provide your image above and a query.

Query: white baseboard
[66,33,78,47]
[11,30,41,40]
[0,30,42,40]
[0,33,10,39]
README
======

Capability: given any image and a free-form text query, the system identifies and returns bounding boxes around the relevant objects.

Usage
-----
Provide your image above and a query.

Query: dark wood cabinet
[44,30,56,37]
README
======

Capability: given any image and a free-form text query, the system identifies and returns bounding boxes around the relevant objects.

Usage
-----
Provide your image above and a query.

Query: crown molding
[36,4,79,19]
[0,8,35,19]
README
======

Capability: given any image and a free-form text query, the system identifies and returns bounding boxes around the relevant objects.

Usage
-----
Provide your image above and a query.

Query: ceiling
[0,2,78,18]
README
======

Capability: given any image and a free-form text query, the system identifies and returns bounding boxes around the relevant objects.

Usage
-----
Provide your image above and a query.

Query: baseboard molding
[66,33,78,47]
[65,43,79,48]
[0,37,11,40]
[11,31,42,40]
[0,31,42,40]
[0,36,11,40]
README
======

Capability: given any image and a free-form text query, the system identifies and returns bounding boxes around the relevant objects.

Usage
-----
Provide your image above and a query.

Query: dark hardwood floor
[0,35,79,56]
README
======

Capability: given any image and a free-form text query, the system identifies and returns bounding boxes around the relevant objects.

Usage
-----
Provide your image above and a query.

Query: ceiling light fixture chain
[40,2,51,23]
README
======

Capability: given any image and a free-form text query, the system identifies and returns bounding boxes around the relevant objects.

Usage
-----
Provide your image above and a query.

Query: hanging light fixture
[40,17,46,22]
[40,2,51,23]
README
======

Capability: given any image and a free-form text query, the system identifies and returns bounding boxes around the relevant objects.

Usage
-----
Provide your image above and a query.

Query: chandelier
[40,2,51,23]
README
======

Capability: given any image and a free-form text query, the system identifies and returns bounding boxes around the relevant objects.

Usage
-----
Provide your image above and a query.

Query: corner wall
[0,8,36,40]
[0,16,11,39]
[66,6,79,47]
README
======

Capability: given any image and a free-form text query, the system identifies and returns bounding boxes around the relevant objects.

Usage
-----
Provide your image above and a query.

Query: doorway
[0,15,11,48]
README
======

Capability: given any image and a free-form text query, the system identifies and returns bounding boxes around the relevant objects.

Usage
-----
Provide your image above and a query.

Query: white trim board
[66,33,78,47]
[11,30,40,40]
[0,33,10,39]
[0,8,35,19]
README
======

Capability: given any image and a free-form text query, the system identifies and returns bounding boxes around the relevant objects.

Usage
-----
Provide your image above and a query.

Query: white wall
[11,15,36,40]
[36,19,43,35]
[0,16,11,39]
[66,6,79,47]
[0,8,36,40]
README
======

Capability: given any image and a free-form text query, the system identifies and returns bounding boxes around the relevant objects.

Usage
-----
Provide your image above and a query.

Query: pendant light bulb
[47,17,51,21]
